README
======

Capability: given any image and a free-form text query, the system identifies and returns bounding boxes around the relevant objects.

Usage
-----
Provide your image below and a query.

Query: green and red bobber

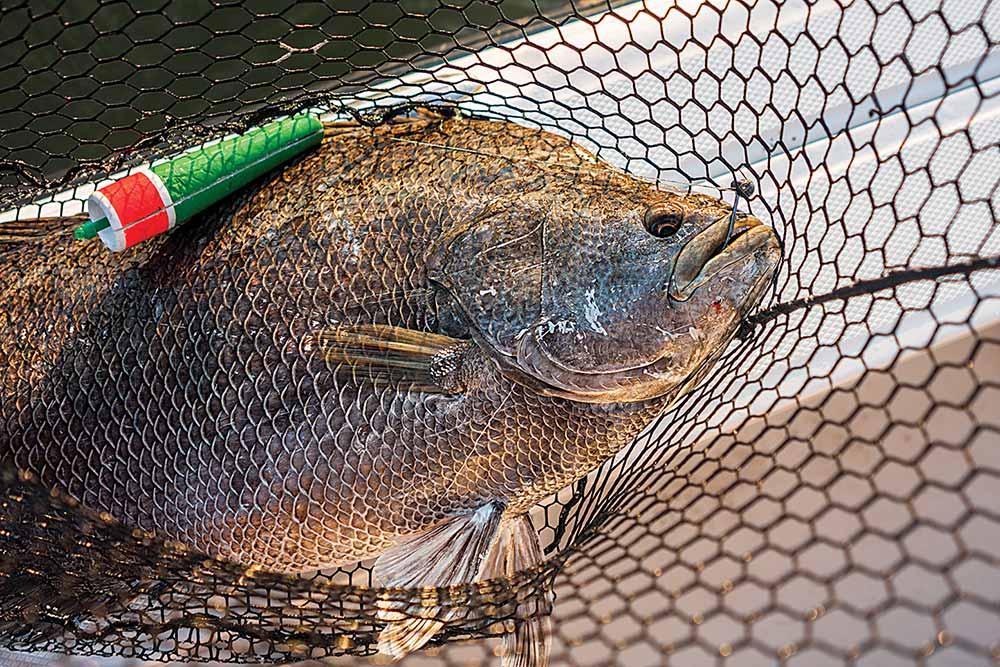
[76,113,324,251]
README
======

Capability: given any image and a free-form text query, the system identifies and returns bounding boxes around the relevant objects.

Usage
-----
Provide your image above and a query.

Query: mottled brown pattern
[0,116,777,573]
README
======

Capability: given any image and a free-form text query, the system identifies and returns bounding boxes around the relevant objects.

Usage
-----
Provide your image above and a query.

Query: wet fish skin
[0,115,779,575]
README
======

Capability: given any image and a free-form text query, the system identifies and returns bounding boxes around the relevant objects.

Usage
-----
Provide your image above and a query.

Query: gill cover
[427,193,700,401]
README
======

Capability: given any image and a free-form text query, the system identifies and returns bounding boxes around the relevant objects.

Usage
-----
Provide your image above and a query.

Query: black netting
[2,1,999,666]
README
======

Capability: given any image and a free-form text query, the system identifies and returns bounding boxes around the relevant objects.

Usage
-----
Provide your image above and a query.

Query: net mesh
[2,0,1000,665]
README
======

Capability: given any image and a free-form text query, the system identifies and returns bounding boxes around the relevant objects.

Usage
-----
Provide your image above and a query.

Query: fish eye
[643,203,684,238]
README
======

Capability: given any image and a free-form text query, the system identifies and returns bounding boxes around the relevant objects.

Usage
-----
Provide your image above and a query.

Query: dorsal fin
[0,215,85,244]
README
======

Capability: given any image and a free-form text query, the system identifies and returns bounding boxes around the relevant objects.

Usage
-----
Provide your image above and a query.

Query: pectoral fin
[479,516,553,667]
[374,502,504,658]
[306,324,473,393]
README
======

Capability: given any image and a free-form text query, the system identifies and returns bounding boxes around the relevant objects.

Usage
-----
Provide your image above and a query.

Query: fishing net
[1,0,999,665]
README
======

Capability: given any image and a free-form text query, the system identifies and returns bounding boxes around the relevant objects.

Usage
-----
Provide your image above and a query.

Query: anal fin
[374,502,504,659]
[479,516,552,667]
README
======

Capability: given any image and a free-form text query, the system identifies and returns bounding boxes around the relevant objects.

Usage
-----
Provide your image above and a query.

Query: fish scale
[0,114,779,666]
[0,117,660,570]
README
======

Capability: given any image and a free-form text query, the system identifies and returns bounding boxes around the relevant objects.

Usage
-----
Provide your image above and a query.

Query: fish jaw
[669,215,781,303]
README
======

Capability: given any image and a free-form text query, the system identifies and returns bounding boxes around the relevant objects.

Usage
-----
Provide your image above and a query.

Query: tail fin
[0,466,148,644]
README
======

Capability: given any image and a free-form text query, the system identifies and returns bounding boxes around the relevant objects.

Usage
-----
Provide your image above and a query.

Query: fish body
[0,114,780,664]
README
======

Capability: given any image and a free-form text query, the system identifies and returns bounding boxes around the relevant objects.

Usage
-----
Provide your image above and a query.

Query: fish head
[428,180,781,404]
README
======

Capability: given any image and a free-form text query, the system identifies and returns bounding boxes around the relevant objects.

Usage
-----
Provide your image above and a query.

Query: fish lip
[669,217,777,302]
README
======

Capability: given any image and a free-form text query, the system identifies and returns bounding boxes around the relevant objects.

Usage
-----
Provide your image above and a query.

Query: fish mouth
[669,214,779,302]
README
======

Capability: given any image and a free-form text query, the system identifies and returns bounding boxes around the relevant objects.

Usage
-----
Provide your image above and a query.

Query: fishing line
[741,255,1000,337]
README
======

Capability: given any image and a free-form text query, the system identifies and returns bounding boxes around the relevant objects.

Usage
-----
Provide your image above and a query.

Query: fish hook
[724,175,755,247]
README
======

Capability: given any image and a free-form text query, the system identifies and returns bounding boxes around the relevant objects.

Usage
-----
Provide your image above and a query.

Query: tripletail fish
[0,111,780,666]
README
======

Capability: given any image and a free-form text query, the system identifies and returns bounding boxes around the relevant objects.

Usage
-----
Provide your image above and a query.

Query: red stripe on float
[98,171,170,249]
